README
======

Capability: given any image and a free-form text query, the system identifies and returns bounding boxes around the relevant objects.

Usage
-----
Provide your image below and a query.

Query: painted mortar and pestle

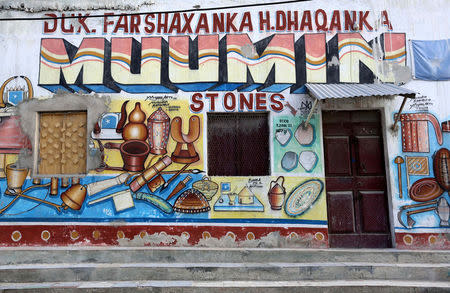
[103,140,150,172]
[102,102,151,172]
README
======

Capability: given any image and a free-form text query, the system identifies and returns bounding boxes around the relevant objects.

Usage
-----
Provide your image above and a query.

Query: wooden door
[38,111,87,175]
[323,110,391,248]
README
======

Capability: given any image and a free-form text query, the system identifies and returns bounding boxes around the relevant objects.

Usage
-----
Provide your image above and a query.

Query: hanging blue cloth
[412,39,450,81]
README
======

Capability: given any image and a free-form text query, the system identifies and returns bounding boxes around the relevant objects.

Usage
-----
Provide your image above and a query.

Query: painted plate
[284,179,323,216]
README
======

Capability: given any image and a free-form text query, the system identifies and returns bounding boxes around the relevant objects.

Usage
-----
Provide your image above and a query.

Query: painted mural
[273,114,322,175]
[0,2,447,248]
[0,91,327,225]
[393,108,450,247]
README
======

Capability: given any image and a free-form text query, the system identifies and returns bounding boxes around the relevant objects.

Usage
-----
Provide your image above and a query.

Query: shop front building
[0,0,448,249]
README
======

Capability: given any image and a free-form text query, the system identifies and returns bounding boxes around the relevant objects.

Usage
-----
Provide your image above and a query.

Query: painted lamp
[147,107,170,155]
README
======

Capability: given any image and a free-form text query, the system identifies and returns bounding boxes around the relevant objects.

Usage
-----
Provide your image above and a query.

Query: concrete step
[0,280,449,292]
[0,261,448,283]
[0,248,448,291]
[0,247,449,264]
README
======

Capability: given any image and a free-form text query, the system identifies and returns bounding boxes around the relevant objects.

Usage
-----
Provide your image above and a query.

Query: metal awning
[303,83,417,130]
[304,83,416,100]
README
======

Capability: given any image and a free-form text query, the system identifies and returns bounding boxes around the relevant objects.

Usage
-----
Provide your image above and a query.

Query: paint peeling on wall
[1,1,156,12]
[117,231,325,248]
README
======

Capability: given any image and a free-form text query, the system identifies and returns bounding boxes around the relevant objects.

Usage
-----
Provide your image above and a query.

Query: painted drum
[409,178,444,202]
[284,179,324,216]
[0,116,32,151]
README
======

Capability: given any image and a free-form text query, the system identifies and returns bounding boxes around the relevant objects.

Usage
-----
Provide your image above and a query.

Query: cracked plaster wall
[16,93,109,173]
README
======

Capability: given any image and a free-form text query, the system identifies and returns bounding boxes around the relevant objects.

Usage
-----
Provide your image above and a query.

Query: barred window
[207,112,270,176]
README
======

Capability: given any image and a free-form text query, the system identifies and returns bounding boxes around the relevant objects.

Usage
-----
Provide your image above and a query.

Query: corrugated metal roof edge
[304,83,416,100]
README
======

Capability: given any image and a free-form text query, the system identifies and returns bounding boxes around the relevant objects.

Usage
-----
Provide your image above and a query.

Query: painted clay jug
[268,176,285,210]
[122,102,148,141]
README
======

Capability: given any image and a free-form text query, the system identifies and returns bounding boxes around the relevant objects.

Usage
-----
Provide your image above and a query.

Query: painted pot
[5,164,28,195]
[120,140,150,172]
[106,140,150,172]
[268,176,285,210]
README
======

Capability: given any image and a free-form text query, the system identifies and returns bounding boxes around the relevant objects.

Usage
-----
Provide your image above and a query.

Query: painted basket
[192,176,219,201]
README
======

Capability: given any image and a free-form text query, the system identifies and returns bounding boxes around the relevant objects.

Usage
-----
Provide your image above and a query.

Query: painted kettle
[268,176,285,210]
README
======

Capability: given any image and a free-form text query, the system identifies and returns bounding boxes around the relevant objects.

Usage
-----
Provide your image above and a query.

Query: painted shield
[284,179,324,216]
[433,148,450,191]
[409,178,444,202]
